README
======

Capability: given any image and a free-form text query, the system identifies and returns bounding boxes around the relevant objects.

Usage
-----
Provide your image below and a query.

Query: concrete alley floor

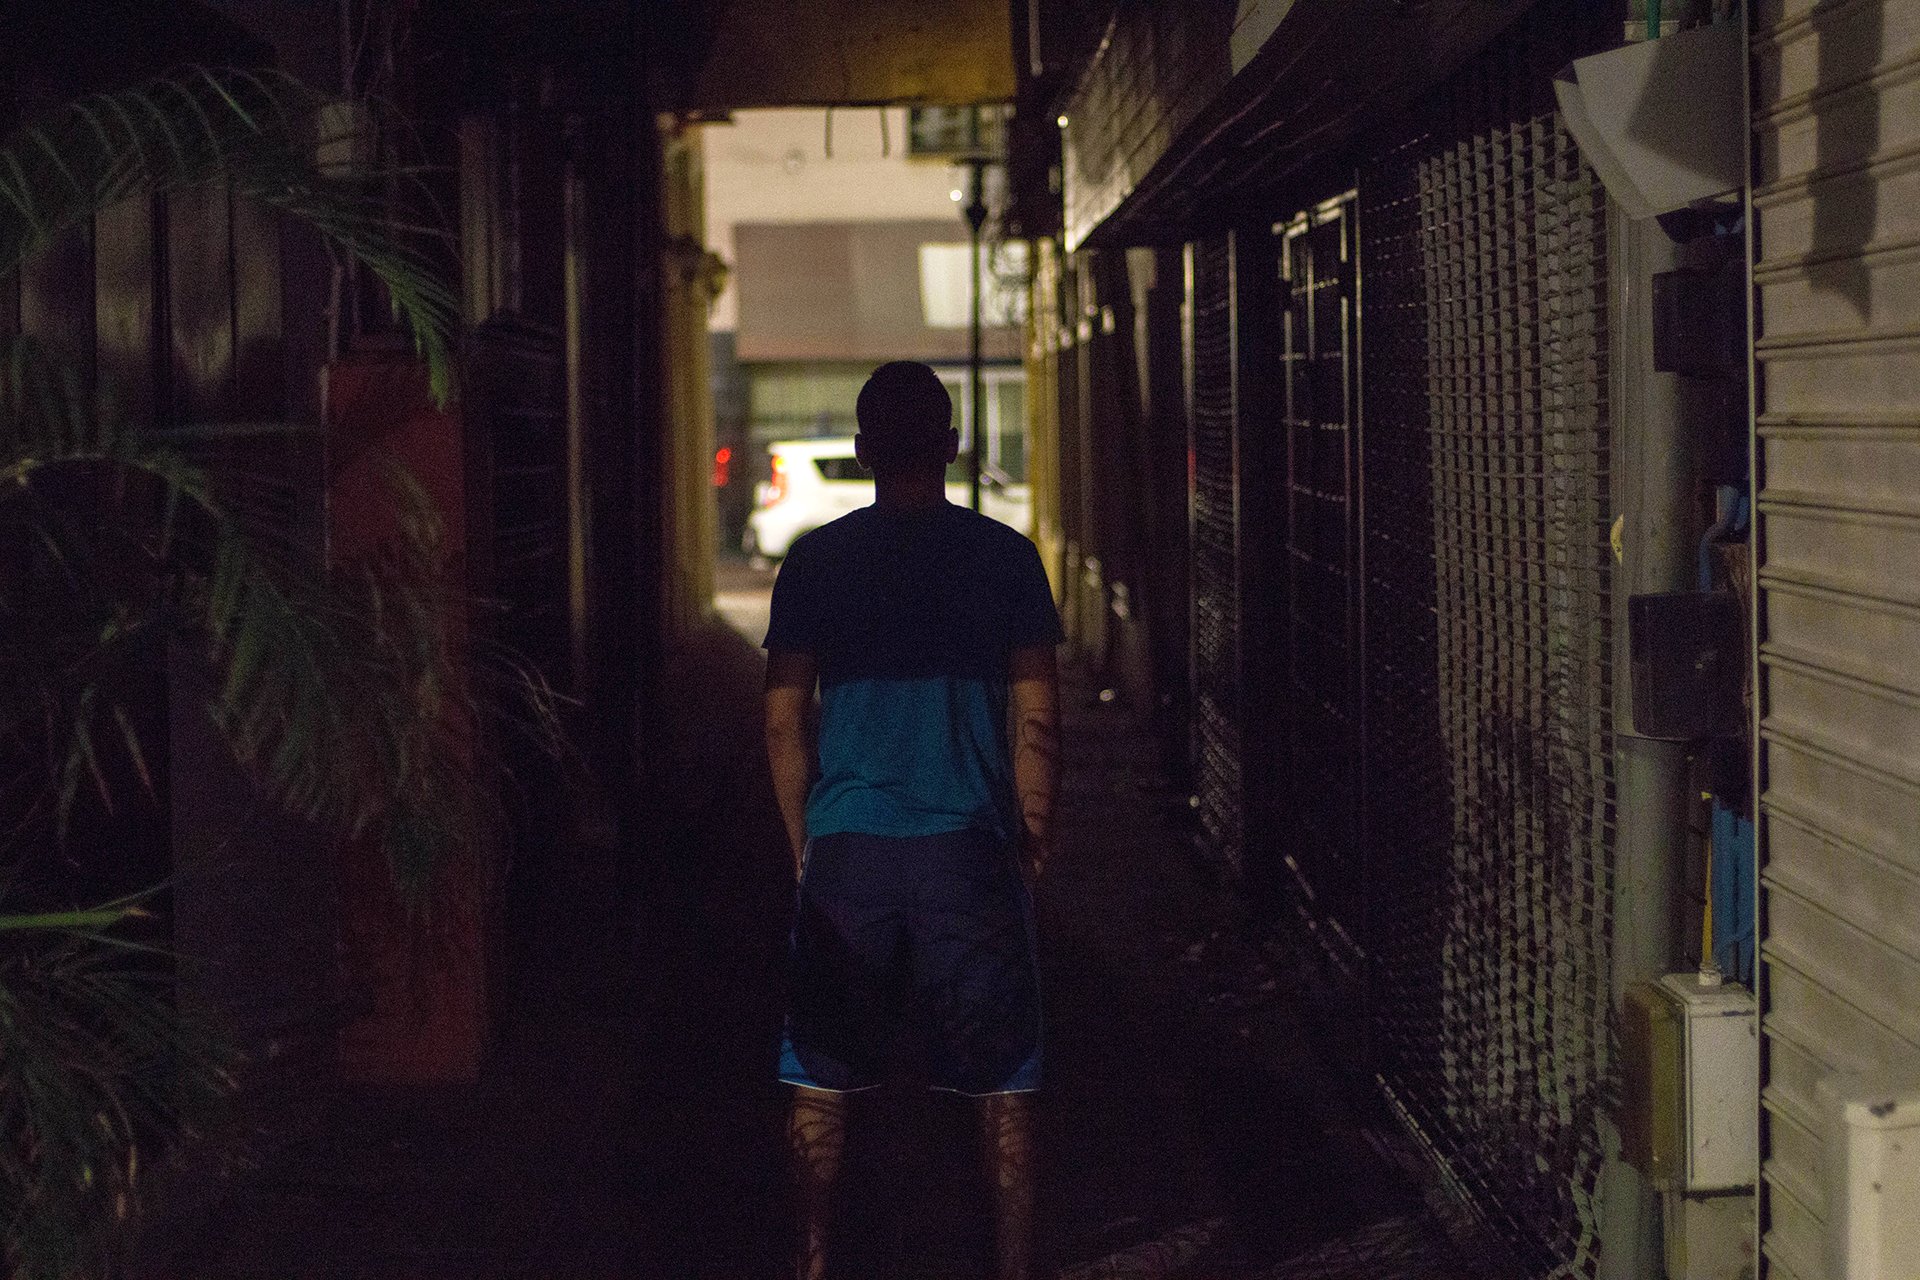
[141,573,1494,1279]
[630,585,1488,1279]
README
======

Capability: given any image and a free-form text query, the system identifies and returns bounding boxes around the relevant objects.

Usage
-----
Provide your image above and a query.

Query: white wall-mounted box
[1626,974,1758,1192]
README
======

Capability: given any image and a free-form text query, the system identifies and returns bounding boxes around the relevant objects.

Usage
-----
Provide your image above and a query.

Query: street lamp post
[960,156,990,513]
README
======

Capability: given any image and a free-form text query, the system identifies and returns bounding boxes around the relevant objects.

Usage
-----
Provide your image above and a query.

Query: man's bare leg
[790,1086,847,1280]
[978,1092,1035,1280]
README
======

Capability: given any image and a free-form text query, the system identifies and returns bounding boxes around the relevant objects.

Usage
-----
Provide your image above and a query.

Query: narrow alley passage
[11,5,1910,1278]
[629,602,1487,1279]
[137,587,1490,1280]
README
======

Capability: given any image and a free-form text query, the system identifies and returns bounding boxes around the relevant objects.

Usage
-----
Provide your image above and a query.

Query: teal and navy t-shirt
[763,502,1064,842]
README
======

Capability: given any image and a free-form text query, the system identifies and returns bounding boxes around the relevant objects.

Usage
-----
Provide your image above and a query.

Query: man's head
[855,361,958,477]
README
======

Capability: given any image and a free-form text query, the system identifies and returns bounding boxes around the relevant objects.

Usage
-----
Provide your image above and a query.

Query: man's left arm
[1009,645,1061,879]
[766,650,819,880]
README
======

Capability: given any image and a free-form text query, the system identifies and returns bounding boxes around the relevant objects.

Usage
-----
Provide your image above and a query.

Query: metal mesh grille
[1358,21,1615,1276]
[1276,202,1364,972]
[1356,130,1454,1159]
[1188,232,1243,870]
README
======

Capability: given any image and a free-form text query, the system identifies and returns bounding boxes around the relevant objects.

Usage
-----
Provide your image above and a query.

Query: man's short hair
[856,361,953,473]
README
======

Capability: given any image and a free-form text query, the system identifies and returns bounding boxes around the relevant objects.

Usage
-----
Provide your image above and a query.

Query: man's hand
[1019,829,1055,884]
[766,649,820,881]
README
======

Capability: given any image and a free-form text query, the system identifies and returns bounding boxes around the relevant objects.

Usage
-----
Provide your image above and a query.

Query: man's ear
[941,428,960,465]
[854,433,871,470]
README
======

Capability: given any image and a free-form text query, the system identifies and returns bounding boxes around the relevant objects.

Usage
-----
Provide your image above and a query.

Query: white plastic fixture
[1552,21,1743,220]
[1818,1071,1920,1280]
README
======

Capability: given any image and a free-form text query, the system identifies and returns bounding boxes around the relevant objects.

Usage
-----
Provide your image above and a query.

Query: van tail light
[762,455,788,507]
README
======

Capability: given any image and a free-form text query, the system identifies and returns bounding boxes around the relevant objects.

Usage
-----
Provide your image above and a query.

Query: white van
[743,437,1032,560]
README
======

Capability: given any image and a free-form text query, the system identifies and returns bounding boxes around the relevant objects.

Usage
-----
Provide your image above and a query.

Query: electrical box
[1629,592,1744,740]
[1653,262,1745,378]
[1818,1070,1920,1280]
[1665,1191,1755,1280]
[1622,974,1757,1192]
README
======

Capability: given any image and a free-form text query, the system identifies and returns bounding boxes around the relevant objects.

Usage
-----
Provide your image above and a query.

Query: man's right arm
[765,649,819,879]
[1009,644,1061,880]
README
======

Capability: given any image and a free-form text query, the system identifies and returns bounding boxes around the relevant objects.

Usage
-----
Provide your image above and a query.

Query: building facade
[3,0,677,1083]
[1014,1,1920,1276]
[702,106,1028,553]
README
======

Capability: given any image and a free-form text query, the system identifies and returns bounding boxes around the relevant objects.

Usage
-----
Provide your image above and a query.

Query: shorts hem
[928,1082,1041,1098]
[779,1076,886,1094]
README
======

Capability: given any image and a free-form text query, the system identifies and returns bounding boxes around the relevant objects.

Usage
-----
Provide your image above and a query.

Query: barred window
[906,105,1009,158]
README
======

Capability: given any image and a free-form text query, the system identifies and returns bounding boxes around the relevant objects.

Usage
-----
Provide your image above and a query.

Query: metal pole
[1597,205,1692,1280]
[970,218,984,511]
[963,158,989,512]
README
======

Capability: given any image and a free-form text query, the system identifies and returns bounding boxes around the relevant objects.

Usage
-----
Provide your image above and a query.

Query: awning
[1050,0,1566,249]
[665,0,1015,112]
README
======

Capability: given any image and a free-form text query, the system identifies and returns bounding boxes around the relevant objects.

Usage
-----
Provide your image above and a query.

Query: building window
[907,105,1010,158]
[937,368,1028,486]
[918,242,1031,328]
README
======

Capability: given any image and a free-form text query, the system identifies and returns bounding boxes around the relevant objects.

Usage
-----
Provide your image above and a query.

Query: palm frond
[0,66,457,403]
[0,62,517,1277]
[0,904,143,934]
[0,335,532,896]
[0,888,235,1280]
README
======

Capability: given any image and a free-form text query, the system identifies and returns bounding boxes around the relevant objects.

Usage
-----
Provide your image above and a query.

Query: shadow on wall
[1807,0,1882,318]
[1614,5,1882,320]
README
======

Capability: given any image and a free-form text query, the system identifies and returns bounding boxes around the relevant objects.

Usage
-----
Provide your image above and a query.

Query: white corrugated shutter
[1752,1,1920,1276]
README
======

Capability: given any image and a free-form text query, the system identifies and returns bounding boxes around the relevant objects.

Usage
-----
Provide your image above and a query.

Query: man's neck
[873,471,950,511]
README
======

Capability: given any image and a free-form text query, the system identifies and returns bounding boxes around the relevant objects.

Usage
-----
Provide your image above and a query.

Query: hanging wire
[879,107,890,158]
[823,105,833,159]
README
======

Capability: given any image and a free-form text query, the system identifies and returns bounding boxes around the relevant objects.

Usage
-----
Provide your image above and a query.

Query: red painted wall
[325,355,489,1083]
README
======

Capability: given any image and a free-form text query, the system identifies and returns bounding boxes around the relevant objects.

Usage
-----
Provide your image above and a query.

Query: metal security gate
[1354,9,1616,1273]
[1274,197,1364,973]
[1356,123,1458,1219]
[1186,232,1243,871]
[1751,3,1920,1275]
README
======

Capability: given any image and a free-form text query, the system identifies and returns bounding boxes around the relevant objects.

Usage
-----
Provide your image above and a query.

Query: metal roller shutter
[1751,2,1920,1275]
[1358,10,1615,1272]
[1187,231,1244,872]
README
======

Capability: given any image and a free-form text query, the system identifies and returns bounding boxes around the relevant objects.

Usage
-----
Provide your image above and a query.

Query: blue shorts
[779,828,1041,1096]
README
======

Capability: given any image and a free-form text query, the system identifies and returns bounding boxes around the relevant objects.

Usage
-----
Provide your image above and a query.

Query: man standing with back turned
[764,360,1063,1280]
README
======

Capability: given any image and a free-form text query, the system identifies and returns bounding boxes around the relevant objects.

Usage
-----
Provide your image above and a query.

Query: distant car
[744,437,1032,561]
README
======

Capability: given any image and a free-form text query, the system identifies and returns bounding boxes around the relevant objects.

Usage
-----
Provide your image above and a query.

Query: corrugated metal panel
[1187,231,1244,871]
[1752,1,1920,1275]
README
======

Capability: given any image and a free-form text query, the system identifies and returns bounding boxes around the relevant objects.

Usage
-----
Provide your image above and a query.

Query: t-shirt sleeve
[1008,537,1065,648]
[763,540,824,653]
